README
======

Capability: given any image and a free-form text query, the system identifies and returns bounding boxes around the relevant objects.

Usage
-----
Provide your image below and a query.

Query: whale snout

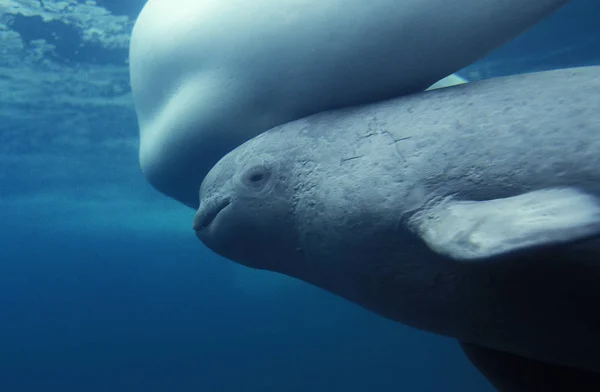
[193,198,231,231]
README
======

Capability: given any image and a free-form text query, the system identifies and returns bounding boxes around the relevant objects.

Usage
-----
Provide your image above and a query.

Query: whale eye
[241,165,271,189]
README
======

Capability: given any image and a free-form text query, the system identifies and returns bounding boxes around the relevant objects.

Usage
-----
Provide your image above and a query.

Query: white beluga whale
[194,67,600,390]
[129,0,569,208]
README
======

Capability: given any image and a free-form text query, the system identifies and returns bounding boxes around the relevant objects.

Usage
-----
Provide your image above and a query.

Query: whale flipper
[460,342,600,392]
[426,74,468,90]
[411,187,600,261]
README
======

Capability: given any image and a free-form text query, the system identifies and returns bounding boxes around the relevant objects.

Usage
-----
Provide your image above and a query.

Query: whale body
[195,66,600,389]
[129,0,568,208]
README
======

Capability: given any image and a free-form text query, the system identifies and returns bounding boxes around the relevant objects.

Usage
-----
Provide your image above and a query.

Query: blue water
[1,1,599,391]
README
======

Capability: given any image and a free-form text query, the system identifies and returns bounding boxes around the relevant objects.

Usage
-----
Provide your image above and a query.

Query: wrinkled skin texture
[130,0,568,208]
[195,67,600,373]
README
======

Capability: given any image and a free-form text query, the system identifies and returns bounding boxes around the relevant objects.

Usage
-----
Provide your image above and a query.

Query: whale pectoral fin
[411,187,600,261]
[425,73,468,91]
[459,341,600,392]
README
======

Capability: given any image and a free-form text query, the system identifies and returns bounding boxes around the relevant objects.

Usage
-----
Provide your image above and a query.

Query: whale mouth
[193,198,231,231]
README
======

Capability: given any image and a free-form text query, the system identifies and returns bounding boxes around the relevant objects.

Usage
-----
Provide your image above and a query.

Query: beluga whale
[194,66,600,391]
[129,0,569,208]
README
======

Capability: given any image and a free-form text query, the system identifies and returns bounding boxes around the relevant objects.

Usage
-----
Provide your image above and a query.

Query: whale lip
[193,198,231,231]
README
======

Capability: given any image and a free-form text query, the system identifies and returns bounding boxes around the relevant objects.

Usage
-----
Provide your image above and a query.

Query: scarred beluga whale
[194,67,600,390]
[129,0,569,208]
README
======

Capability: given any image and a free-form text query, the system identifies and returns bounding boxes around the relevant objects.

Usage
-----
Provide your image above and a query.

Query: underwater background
[1,0,599,391]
